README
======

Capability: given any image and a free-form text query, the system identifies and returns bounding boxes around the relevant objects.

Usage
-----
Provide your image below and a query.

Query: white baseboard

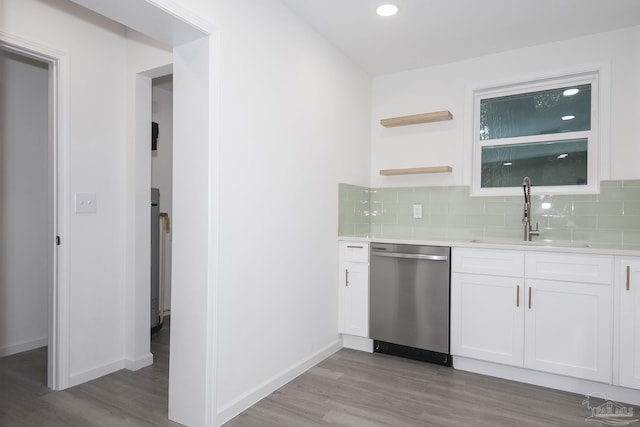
[454,356,640,406]
[68,359,125,388]
[0,337,47,357]
[217,339,342,425]
[66,353,154,389]
[342,334,373,352]
[125,352,154,371]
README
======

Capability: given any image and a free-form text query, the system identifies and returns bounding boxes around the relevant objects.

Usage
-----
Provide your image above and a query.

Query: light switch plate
[75,192,97,214]
[412,203,423,219]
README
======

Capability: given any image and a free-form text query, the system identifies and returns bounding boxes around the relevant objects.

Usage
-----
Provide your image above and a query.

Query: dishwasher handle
[371,251,448,261]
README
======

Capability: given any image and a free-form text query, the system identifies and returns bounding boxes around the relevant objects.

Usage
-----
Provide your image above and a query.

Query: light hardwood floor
[2,325,638,426]
[226,349,639,427]
[0,319,181,427]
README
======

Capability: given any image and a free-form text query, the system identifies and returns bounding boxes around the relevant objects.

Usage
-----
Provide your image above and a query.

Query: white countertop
[338,235,640,257]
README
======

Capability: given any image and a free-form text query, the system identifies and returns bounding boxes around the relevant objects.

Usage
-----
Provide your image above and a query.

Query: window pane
[481,139,588,188]
[480,84,591,140]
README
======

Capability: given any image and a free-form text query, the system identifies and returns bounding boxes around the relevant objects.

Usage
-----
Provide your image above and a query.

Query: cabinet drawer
[526,252,612,284]
[452,248,524,277]
[340,241,369,263]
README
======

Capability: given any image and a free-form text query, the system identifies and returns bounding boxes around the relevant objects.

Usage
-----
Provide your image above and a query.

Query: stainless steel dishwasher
[370,243,451,366]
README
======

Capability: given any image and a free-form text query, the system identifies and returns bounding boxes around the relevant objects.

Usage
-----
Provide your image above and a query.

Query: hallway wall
[1,0,172,386]
[0,50,50,357]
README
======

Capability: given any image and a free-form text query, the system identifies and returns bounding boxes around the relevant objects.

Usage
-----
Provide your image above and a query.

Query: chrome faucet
[522,176,540,241]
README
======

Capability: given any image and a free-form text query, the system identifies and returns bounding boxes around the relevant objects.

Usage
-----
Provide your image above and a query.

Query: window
[471,72,599,196]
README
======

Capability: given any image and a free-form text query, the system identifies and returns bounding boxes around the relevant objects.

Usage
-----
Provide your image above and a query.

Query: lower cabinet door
[451,273,524,366]
[619,260,640,390]
[338,262,369,337]
[524,279,612,383]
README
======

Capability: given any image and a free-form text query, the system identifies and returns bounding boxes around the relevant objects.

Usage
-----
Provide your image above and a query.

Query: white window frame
[470,70,601,197]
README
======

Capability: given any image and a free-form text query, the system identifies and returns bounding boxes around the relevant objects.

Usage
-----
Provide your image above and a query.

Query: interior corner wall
[0,50,50,357]
[370,25,640,188]
[212,0,371,422]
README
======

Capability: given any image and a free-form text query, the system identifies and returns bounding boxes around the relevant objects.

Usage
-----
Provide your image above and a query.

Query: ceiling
[279,0,640,76]
[153,74,173,91]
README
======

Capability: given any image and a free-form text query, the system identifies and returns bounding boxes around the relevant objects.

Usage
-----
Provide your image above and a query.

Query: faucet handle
[531,222,540,236]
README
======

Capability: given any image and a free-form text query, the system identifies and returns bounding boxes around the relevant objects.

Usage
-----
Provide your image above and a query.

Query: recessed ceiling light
[557,153,569,159]
[562,115,575,121]
[503,162,513,166]
[563,88,579,96]
[376,4,399,17]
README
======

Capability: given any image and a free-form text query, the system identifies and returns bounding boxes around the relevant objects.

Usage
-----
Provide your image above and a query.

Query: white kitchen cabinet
[451,249,525,366]
[451,272,524,366]
[525,252,613,285]
[524,279,611,383]
[451,248,613,383]
[338,241,369,338]
[524,252,613,383]
[452,247,525,277]
[616,258,640,390]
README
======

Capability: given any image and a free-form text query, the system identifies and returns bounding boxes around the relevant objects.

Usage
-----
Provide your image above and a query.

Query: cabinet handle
[516,285,520,307]
[345,269,349,287]
[346,245,363,249]
[528,287,532,309]
[627,265,631,291]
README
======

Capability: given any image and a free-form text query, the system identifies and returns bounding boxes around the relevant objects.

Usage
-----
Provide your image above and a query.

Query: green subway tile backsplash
[338,180,640,247]
[624,201,640,216]
[337,183,370,237]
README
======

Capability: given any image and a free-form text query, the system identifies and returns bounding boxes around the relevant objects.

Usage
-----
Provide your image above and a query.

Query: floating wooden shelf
[379,166,453,176]
[380,110,453,127]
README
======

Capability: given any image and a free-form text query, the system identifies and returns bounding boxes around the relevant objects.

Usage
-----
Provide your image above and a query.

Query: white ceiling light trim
[376,4,399,17]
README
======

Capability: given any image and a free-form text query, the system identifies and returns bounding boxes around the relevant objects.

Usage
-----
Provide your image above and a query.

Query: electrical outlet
[412,203,423,219]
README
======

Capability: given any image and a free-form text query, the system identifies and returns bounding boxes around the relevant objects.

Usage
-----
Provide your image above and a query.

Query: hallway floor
[0,320,179,427]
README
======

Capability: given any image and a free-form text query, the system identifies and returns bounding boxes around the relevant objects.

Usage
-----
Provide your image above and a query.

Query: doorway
[0,48,55,387]
[151,73,173,332]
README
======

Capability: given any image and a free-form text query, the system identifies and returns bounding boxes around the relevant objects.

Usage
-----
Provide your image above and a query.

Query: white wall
[168,35,212,426]
[123,29,172,373]
[103,0,372,423]
[152,80,173,312]
[371,25,640,188]
[0,50,50,357]
[1,0,171,385]
[210,1,371,422]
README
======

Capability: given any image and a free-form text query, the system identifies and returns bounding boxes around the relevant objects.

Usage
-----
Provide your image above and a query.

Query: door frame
[57,0,219,424]
[0,32,70,391]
